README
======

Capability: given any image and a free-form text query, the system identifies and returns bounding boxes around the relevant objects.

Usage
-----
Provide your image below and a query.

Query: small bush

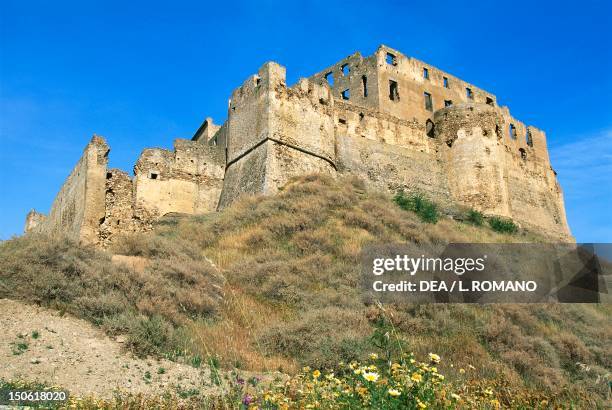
[466,209,484,226]
[393,190,439,224]
[489,217,518,234]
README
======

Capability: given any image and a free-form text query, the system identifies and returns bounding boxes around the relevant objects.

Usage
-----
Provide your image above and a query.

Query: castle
[24,45,572,243]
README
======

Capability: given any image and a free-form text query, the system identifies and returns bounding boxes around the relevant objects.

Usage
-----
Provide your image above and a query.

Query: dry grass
[0,233,223,357]
[187,287,299,373]
[1,174,609,406]
[159,174,609,403]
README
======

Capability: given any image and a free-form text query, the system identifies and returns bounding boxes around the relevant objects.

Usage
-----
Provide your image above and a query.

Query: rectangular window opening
[424,92,433,112]
[444,99,453,107]
[341,89,350,100]
[466,87,474,99]
[486,97,494,106]
[423,67,429,79]
[389,80,399,101]
[324,72,334,86]
[341,63,350,76]
[443,77,449,88]
[338,118,347,125]
[386,52,397,66]
[149,172,158,180]
[526,129,533,147]
[362,75,368,97]
[509,124,517,139]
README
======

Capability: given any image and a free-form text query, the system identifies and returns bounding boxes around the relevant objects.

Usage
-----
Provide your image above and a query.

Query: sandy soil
[0,298,218,398]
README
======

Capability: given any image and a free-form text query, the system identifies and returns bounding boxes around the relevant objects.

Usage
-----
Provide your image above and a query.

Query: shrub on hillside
[488,217,518,234]
[393,190,439,223]
[466,209,484,226]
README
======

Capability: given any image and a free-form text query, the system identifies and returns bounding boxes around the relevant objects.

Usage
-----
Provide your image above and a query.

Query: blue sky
[0,0,610,242]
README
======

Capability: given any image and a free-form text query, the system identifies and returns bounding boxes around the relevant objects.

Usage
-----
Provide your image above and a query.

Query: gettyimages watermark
[361,243,611,303]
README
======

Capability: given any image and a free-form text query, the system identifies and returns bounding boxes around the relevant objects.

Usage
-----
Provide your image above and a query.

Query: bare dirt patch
[0,298,217,398]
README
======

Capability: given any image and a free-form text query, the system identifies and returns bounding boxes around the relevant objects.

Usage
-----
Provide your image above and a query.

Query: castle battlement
[26,45,572,243]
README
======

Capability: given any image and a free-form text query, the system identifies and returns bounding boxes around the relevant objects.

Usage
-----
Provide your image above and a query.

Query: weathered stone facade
[25,45,572,242]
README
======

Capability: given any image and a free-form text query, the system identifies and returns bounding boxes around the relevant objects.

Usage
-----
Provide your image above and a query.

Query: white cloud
[549,129,612,242]
[549,130,612,199]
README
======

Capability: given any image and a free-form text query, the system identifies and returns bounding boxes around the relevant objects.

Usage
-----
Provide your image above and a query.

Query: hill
[0,174,609,408]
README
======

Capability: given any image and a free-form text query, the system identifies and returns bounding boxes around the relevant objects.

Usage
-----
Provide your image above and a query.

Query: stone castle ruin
[25,45,572,243]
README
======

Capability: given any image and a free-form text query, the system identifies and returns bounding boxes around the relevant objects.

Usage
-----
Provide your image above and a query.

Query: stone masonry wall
[28,45,572,243]
[218,62,336,208]
[30,136,108,243]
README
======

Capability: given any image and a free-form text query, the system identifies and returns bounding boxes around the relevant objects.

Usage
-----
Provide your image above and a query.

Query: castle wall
[34,136,108,243]
[26,45,572,243]
[99,169,138,244]
[374,46,497,125]
[436,104,510,215]
[434,103,571,239]
[24,210,46,233]
[134,139,224,216]
[309,45,497,126]
[219,62,336,208]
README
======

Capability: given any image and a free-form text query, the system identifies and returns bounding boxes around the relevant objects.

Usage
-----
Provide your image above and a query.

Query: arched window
[426,119,435,138]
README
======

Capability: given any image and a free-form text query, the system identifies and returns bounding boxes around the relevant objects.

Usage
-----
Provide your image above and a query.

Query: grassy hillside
[1,174,610,408]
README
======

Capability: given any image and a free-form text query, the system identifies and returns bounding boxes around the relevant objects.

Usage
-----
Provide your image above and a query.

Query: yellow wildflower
[417,400,427,408]
[388,388,401,397]
[410,358,416,364]
[363,371,379,382]
[411,372,423,383]
[430,367,437,373]
[313,370,321,378]
[428,353,441,363]
[451,393,461,400]
[459,368,465,374]
[369,353,378,360]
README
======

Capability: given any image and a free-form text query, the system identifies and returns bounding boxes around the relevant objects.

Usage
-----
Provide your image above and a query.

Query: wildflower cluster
[247,351,460,409]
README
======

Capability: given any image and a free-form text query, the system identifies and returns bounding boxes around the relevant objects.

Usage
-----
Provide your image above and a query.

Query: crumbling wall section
[436,104,510,216]
[35,136,108,243]
[333,99,452,207]
[375,45,497,125]
[435,103,571,239]
[134,139,224,217]
[24,210,46,233]
[219,62,336,208]
[99,169,138,244]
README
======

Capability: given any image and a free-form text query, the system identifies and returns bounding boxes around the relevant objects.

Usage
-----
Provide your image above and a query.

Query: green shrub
[489,217,518,234]
[466,209,484,226]
[393,190,439,224]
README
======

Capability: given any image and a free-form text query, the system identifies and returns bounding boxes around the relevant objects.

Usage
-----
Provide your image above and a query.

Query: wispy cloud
[549,129,612,242]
